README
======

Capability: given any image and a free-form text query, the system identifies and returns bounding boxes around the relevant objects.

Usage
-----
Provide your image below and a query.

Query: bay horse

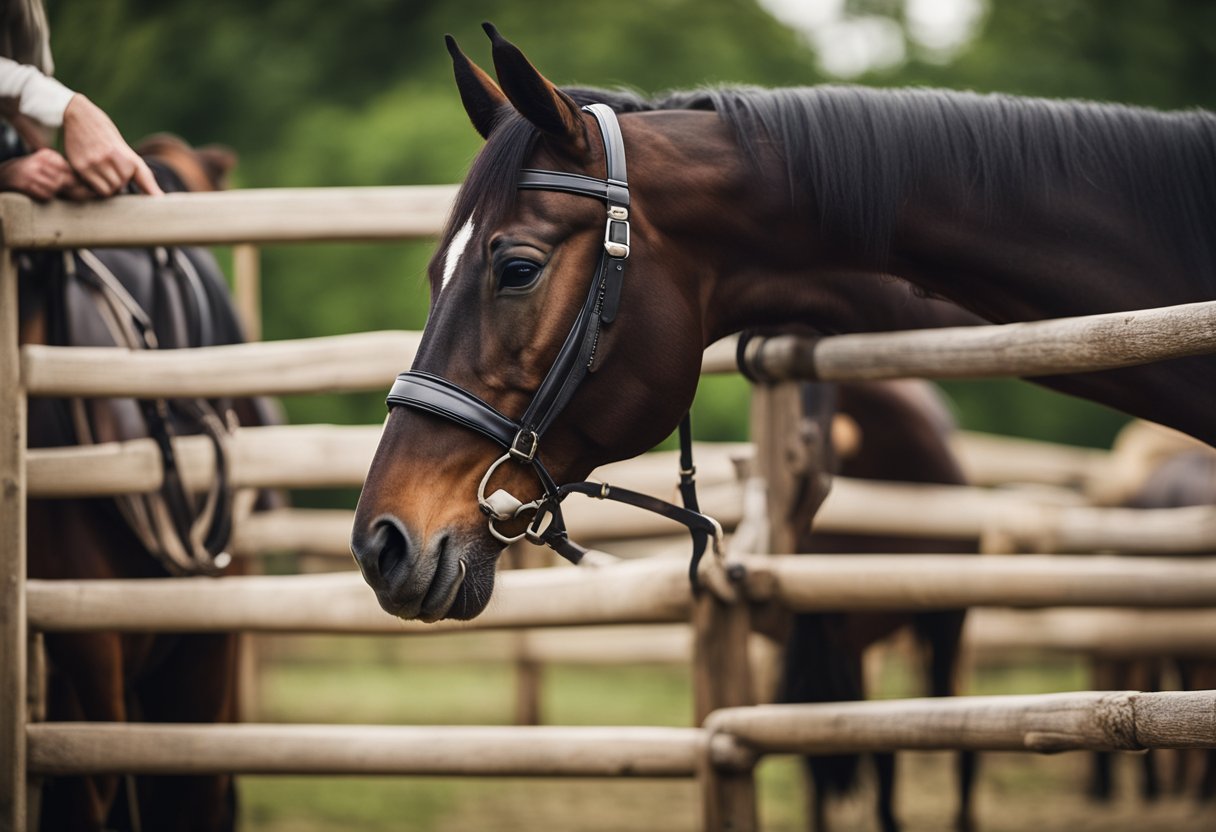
[21,138,266,831]
[782,380,976,832]
[352,23,1214,624]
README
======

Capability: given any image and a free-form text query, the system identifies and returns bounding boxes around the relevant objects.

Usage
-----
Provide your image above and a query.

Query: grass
[238,634,1216,831]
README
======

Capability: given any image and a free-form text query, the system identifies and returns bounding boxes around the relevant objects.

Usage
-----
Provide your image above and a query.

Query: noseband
[385,103,722,589]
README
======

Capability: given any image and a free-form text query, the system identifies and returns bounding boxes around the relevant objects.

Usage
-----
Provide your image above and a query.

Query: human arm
[0,55,74,127]
[0,57,161,197]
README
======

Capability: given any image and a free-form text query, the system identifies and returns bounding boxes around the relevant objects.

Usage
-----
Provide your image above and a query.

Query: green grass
[239,636,1216,831]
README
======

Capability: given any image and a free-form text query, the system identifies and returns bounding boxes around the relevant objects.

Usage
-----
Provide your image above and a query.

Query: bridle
[385,103,723,589]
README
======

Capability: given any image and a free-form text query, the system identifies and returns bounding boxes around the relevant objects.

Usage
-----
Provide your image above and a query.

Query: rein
[386,103,723,589]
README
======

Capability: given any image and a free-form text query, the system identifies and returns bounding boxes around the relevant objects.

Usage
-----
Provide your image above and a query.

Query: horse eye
[497,258,542,291]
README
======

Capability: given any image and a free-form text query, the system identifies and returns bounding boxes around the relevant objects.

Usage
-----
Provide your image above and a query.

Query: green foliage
[885,0,1216,110]
[39,1,1215,446]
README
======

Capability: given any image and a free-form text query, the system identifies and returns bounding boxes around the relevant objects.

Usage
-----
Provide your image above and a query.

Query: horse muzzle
[350,514,473,621]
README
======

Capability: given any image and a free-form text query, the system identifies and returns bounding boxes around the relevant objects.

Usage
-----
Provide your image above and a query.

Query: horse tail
[780,612,865,795]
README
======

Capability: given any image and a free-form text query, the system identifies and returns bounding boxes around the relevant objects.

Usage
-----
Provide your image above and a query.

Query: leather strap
[677,415,699,513]
[553,478,715,588]
[518,170,630,207]
[388,372,518,450]
[386,371,560,495]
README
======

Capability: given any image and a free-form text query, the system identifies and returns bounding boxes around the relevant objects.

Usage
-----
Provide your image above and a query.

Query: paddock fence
[3,187,1216,832]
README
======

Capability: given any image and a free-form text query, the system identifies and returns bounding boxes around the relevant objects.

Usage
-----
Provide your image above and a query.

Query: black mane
[449,85,1216,289]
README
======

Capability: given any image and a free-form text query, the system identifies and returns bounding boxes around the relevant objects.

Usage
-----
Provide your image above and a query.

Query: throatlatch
[386,103,723,590]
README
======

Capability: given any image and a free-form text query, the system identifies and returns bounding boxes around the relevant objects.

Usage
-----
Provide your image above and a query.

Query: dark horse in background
[783,380,977,832]
[352,25,1215,624]
[1089,443,1216,806]
[20,137,267,831]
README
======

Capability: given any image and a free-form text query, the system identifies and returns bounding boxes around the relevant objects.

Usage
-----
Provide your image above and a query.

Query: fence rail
[731,300,1216,381]
[26,689,1216,779]
[27,428,1216,552]
[967,608,1216,657]
[21,304,1216,401]
[0,187,456,248]
[750,554,1216,610]
[26,560,691,634]
[26,555,1216,634]
[27,723,705,777]
[704,690,1216,755]
[22,331,419,398]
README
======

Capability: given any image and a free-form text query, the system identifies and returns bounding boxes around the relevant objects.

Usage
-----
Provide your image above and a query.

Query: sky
[757,0,986,77]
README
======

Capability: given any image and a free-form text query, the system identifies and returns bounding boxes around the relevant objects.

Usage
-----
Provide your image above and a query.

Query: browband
[517,170,630,207]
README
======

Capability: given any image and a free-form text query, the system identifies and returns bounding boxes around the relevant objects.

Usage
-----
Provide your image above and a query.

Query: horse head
[136,133,237,193]
[350,25,719,621]
[349,25,1000,622]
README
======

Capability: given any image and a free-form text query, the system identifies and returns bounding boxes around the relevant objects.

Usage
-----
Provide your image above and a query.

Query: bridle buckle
[509,429,540,462]
[604,208,630,259]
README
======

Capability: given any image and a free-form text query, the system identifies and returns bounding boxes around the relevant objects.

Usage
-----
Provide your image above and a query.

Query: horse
[1088,443,1216,806]
[21,138,268,831]
[777,379,977,832]
[351,22,1215,625]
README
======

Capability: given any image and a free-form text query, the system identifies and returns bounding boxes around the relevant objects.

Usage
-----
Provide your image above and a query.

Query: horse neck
[651,107,1216,446]
[670,96,1212,333]
[886,181,1206,324]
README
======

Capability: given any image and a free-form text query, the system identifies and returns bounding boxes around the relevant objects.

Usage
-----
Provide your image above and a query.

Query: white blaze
[441,215,475,294]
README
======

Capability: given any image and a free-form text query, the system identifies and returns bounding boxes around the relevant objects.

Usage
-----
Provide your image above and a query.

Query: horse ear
[482,22,585,147]
[446,34,508,140]
[196,145,237,190]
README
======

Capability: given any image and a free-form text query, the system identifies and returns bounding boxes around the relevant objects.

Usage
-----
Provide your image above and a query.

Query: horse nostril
[373,517,411,579]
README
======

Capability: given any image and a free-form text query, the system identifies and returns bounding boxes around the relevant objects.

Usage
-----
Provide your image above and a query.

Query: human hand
[0,148,76,201]
[62,94,163,196]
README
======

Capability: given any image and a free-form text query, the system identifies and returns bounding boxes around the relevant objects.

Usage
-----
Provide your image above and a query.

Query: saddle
[26,241,262,575]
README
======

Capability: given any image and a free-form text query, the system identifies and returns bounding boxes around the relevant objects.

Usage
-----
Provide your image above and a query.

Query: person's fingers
[131,157,163,196]
[26,178,54,201]
[84,163,123,197]
[44,152,73,177]
[50,165,75,192]
[73,161,108,195]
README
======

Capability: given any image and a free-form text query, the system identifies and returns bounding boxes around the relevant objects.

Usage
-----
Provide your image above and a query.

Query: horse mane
[726,88,1214,274]
[450,85,1216,289]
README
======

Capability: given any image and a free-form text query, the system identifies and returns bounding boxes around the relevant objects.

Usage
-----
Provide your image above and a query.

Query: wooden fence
[3,188,1216,832]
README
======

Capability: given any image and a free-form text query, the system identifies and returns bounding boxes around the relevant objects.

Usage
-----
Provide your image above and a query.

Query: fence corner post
[0,241,29,832]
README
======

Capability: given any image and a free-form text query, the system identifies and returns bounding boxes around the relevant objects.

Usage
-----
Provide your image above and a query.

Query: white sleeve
[0,56,75,128]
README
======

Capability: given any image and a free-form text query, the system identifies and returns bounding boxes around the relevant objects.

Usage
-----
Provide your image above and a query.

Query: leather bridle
[385,103,722,589]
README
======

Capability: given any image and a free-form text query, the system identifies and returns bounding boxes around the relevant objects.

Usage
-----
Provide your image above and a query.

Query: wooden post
[692,380,812,831]
[232,244,261,341]
[236,634,260,722]
[693,593,756,832]
[504,543,552,726]
[749,383,805,554]
[693,383,806,831]
[25,634,44,831]
[1,246,28,832]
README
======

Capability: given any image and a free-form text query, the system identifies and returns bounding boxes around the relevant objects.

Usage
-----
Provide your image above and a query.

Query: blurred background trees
[43,0,1216,449]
